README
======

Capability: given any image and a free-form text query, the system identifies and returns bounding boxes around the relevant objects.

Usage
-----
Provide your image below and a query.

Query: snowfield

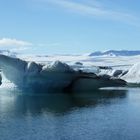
[20,54,139,68]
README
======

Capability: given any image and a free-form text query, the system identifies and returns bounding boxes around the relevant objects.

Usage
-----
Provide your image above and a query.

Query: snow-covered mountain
[89,50,140,56]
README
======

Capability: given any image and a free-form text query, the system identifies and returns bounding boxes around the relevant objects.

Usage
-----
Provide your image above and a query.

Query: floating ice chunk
[121,63,140,83]
[0,54,127,92]
[0,73,2,85]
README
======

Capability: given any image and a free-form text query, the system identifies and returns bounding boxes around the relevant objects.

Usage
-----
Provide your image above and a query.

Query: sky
[0,0,140,54]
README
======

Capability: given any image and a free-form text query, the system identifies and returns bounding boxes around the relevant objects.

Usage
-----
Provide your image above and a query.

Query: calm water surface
[0,87,140,140]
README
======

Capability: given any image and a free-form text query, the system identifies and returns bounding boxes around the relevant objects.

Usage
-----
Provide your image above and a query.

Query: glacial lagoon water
[1,86,140,140]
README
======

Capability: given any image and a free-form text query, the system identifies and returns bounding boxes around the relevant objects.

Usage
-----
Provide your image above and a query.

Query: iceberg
[0,73,2,85]
[0,54,126,92]
[121,63,140,84]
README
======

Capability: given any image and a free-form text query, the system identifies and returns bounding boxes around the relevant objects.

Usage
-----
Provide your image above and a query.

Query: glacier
[0,54,126,92]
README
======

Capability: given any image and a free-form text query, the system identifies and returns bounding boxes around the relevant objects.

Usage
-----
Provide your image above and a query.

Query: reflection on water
[1,88,140,140]
[0,88,127,115]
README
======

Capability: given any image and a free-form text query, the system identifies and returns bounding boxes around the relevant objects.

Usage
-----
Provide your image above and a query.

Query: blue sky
[0,0,140,54]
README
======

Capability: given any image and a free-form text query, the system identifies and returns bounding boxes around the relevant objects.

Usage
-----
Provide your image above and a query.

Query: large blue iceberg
[0,54,126,92]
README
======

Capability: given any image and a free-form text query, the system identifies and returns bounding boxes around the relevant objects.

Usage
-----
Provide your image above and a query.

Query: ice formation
[0,73,2,85]
[0,54,126,92]
[121,63,140,84]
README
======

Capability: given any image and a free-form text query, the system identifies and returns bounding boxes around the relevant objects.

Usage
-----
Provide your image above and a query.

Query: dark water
[0,87,140,140]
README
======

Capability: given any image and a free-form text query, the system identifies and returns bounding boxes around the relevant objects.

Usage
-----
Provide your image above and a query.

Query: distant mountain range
[1,50,140,58]
[89,50,140,56]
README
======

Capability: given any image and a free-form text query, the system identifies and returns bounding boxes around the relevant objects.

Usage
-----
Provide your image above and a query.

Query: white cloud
[0,38,62,52]
[0,38,32,47]
[43,0,139,26]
